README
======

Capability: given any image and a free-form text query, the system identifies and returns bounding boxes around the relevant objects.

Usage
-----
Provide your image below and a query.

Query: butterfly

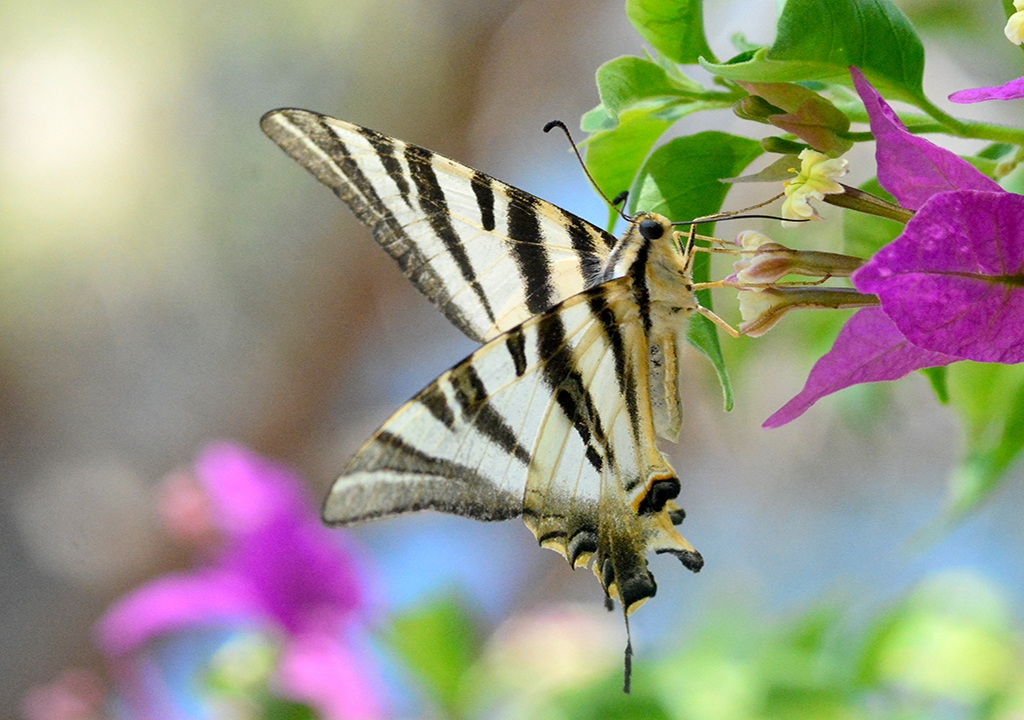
[262,109,727,689]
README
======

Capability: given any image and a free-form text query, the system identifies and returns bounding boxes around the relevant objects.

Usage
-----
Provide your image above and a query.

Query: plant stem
[826,186,915,224]
[842,121,1024,147]
[914,96,969,134]
[955,121,1024,146]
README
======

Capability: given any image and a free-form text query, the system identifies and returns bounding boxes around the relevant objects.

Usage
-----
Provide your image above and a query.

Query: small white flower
[731,231,793,287]
[781,149,848,227]
[735,229,774,252]
[1006,3,1024,45]
[738,289,790,337]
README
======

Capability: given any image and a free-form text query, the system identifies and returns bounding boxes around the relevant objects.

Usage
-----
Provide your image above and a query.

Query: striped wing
[323,277,702,612]
[261,109,618,343]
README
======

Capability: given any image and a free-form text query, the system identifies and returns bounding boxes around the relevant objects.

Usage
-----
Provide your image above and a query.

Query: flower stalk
[732,230,865,285]
[738,287,878,337]
[823,184,915,224]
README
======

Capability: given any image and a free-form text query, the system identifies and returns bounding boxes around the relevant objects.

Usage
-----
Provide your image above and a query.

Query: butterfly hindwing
[261,109,619,343]
[322,276,702,611]
[323,280,638,526]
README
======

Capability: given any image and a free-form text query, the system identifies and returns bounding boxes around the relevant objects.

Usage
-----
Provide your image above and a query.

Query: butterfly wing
[261,109,618,343]
[323,277,702,611]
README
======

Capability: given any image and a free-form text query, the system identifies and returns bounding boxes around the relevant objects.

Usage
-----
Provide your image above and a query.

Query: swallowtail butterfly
[262,109,721,688]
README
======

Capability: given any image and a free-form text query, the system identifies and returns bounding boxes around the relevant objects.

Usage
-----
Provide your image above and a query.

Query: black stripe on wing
[564,208,612,281]
[404,143,499,329]
[587,289,642,481]
[332,431,523,523]
[534,281,645,476]
[452,365,533,466]
[358,125,413,208]
[505,186,556,316]
[537,307,609,474]
[504,326,528,377]
[471,171,497,232]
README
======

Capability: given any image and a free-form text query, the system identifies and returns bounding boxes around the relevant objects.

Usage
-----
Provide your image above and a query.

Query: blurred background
[3,0,1024,716]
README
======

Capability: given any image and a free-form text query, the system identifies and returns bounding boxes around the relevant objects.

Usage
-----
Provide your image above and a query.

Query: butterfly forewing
[261,109,617,343]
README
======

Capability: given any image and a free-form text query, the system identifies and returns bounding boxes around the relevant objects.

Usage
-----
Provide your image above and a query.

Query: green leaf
[631,132,763,410]
[629,132,764,219]
[687,301,735,412]
[702,0,927,106]
[595,56,690,118]
[383,596,481,716]
[625,0,717,65]
[580,104,617,134]
[585,101,732,229]
[261,698,317,720]
[945,362,1024,517]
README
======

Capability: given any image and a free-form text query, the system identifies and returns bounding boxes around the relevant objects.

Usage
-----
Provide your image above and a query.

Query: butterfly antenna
[544,119,631,223]
[672,192,810,227]
[675,213,811,226]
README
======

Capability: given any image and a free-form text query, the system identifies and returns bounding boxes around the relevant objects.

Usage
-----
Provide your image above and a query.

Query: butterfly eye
[638,218,664,240]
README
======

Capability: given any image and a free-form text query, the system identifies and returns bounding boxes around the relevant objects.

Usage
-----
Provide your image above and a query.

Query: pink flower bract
[854,190,1024,364]
[852,68,1002,210]
[949,77,1024,103]
[764,307,957,428]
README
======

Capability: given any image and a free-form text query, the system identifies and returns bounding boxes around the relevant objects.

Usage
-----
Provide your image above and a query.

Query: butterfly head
[629,211,695,268]
[637,215,667,240]
[632,212,672,242]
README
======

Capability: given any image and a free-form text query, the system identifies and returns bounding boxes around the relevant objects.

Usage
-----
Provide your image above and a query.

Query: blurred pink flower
[96,442,384,719]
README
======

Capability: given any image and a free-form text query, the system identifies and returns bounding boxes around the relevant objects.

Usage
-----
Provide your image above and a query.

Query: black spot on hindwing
[636,477,681,516]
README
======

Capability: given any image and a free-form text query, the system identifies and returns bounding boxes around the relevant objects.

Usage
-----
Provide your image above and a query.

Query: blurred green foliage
[386,573,1024,719]
[384,596,482,718]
